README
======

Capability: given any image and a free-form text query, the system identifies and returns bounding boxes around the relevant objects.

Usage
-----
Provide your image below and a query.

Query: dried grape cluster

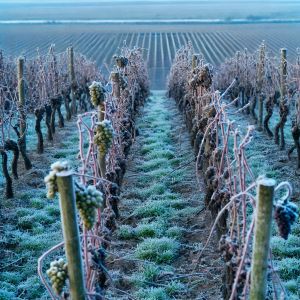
[94,120,114,158]
[274,199,299,240]
[46,258,68,295]
[75,184,104,229]
[44,161,70,199]
[89,81,106,107]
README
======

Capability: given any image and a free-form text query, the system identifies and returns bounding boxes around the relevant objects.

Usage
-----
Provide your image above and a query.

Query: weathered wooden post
[280,48,287,99]
[68,47,77,115]
[241,48,248,109]
[56,170,85,300]
[18,57,26,139]
[111,71,122,138]
[274,48,288,149]
[257,43,265,131]
[89,81,109,179]
[250,177,276,300]
[98,104,106,179]
[17,56,32,170]
[96,81,107,179]
[111,72,120,99]
[192,54,198,70]
[97,97,105,122]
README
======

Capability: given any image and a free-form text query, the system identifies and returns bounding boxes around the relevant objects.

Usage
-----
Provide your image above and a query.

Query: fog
[0,0,299,23]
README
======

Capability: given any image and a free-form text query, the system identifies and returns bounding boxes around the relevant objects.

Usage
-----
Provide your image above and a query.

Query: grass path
[108,91,222,299]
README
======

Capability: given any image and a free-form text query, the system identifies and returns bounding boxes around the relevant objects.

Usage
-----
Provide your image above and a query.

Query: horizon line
[1,18,300,25]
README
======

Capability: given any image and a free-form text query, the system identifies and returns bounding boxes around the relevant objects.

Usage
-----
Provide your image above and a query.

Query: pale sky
[0,0,290,2]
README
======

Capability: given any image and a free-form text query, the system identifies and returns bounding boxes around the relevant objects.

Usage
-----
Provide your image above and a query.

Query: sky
[0,0,294,3]
[0,0,293,2]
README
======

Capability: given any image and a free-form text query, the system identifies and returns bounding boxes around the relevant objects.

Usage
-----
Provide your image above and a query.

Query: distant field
[1,23,300,88]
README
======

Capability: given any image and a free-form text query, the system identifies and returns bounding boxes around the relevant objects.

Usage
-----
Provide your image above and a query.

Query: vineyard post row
[215,44,300,165]
[0,45,102,199]
[167,42,299,299]
[39,46,150,298]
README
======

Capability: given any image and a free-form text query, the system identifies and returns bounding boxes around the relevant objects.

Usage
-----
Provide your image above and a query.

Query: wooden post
[17,57,32,170]
[235,51,240,74]
[68,47,77,115]
[97,84,107,178]
[244,48,250,113]
[110,71,122,154]
[192,54,198,70]
[280,48,287,100]
[97,103,105,122]
[250,177,276,300]
[274,49,288,149]
[111,72,120,98]
[98,110,106,178]
[18,57,26,146]
[257,93,264,131]
[56,170,85,300]
[257,43,265,131]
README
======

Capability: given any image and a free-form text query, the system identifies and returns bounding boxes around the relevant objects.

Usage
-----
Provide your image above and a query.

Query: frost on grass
[165,226,184,239]
[144,168,173,181]
[0,286,15,300]
[271,235,300,258]
[135,237,179,263]
[283,279,299,295]
[134,200,169,218]
[134,281,185,300]
[117,222,166,240]
[133,194,185,218]
[144,147,175,159]
[276,257,300,280]
[139,264,161,282]
[135,221,166,239]
[165,280,186,296]
[138,158,169,172]
[139,183,167,198]
[117,224,136,240]
[135,286,169,300]
[141,142,167,155]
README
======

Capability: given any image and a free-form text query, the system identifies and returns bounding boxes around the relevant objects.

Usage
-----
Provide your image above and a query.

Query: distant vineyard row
[1,24,300,88]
